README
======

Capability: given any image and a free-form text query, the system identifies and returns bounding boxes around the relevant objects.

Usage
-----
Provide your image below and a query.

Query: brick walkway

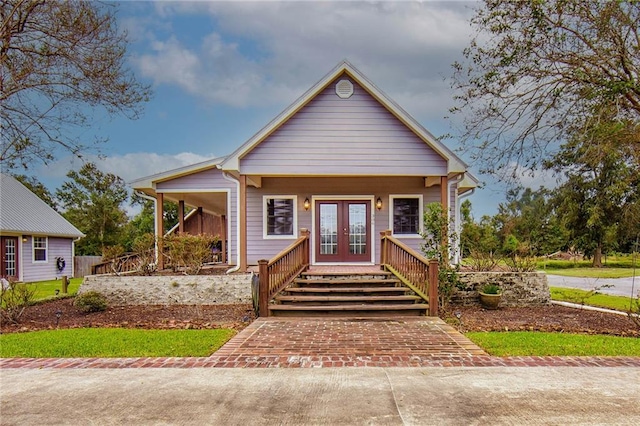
[2,317,639,369]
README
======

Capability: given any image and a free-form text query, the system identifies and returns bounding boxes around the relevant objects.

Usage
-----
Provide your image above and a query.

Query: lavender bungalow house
[131,61,477,274]
[0,173,84,282]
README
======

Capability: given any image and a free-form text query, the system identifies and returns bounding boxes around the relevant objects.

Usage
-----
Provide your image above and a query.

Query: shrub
[102,245,126,275]
[1,280,36,324]
[468,248,499,271]
[74,291,108,313]
[421,202,464,309]
[132,233,156,275]
[162,234,219,275]
[480,283,501,294]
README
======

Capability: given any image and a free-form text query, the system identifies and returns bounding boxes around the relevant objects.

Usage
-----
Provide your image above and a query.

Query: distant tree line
[14,162,177,256]
[461,183,640,268]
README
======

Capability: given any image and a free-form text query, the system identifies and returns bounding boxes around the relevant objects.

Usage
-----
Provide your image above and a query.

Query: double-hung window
[390,195,423,236]
[264,196,297,238]
[33,236,48,262]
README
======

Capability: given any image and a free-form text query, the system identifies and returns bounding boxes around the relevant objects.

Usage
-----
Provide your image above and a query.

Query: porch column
[239,175,247,271]
[440,176,448,213]
[197,207,203,234]
[178,200,185,234]
[156,192,164,270]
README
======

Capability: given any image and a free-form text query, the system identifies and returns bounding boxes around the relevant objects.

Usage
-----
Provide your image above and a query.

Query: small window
[391,196,423,236]
[264,196,297,238]
[33,236,47,262]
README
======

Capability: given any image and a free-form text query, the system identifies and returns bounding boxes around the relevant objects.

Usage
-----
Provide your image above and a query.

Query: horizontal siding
[156,168,228,191]
[22,237,73,282]
[245,177,445,265]
[240,76,447,176]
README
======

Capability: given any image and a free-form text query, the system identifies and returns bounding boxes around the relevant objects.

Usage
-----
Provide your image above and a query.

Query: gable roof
[128,156,227,190]
[0,173,84,238]
[221,60,468,174]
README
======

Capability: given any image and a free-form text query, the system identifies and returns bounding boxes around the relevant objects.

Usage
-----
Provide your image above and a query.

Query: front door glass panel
[349,204,367,255]
[319,204,338,255]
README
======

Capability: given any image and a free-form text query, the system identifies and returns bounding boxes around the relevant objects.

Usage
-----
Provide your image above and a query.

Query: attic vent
[335,79,354,99]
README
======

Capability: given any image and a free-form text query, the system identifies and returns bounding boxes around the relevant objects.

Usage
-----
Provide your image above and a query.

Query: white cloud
[37,152,213,185]
[128,1,475,118]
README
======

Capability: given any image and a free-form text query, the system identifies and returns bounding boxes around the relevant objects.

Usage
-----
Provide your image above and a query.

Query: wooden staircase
[268,270,429,317]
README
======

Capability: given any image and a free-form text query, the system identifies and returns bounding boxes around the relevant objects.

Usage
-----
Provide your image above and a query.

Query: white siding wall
[246,177,444,265]
[240,76,447,176]
[21,236,74,282]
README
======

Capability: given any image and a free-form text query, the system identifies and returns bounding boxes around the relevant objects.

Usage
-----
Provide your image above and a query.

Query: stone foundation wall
[79,274,253,306]
[453,272,550,307]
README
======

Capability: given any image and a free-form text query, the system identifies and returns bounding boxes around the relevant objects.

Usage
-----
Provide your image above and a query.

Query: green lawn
[466,331,640,356]
[542,268,638,278]
[537,256,639,278]
[27,278,84,301]
[0,328,236,358]
[550,287,637,311]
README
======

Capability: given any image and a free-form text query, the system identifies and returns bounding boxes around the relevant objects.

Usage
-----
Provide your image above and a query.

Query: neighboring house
[0,173,84,282]
[131,61,478,271]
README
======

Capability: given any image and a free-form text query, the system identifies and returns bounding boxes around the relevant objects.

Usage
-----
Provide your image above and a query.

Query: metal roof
[0,173,84,238]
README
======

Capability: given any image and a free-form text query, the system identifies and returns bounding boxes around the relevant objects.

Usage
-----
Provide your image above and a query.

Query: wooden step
[301,271,392,277]
[268,303,429,317]
[284,287,409,293]
[274,295,421,303]
[294,278,400,287]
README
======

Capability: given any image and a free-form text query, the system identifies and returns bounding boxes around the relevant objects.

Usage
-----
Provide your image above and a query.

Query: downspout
[221,171,241,274]
[447,174,464,264]
[134,190,159,264]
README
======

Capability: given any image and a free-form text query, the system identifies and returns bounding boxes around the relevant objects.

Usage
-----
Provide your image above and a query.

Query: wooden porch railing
[258,229,310,317]
[380,230,439,316]
[91,252,148,275]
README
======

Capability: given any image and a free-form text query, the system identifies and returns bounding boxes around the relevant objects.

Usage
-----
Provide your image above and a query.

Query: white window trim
[389,194,424,238]
[263,195,298,240]
[32,236,48,263]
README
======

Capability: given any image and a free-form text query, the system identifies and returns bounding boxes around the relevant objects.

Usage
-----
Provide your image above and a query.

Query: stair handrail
[380,230,439,316]
[257,228,310,317]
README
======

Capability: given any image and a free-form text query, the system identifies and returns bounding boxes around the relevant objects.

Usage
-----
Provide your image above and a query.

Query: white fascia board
[128,157,227,190]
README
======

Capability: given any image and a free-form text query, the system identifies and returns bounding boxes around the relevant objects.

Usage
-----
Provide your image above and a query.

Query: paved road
[546,274,639,298]
[1,367,639,425]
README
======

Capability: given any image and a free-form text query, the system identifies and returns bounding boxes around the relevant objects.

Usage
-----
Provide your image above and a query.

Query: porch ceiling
[163,192,227,216]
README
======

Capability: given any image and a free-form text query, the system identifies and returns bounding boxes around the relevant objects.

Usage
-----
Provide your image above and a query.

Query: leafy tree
[451,0,640,177]
[549,134,640,267]
[494,187,568,256]
[0,1,150,169]
[12,174,57,211]
[56,162,128,255]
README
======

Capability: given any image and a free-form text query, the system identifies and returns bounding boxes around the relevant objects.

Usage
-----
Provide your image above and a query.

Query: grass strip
[542,268,638,278]
[550,287,637,312]
[466,331,640,357]
[28,278,84,300]
[0,328,236,358]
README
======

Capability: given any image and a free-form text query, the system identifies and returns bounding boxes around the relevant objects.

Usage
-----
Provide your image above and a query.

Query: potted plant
[478,283,502,310]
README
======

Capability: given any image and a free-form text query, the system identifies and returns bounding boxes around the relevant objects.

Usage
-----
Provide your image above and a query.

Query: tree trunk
[592,243,603,268]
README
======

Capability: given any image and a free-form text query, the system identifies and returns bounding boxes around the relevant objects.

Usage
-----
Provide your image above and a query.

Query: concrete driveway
[2,367,640,425]
[546,274,639,298]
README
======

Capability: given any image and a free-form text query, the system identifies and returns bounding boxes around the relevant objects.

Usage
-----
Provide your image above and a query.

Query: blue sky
[29,0,555,218]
